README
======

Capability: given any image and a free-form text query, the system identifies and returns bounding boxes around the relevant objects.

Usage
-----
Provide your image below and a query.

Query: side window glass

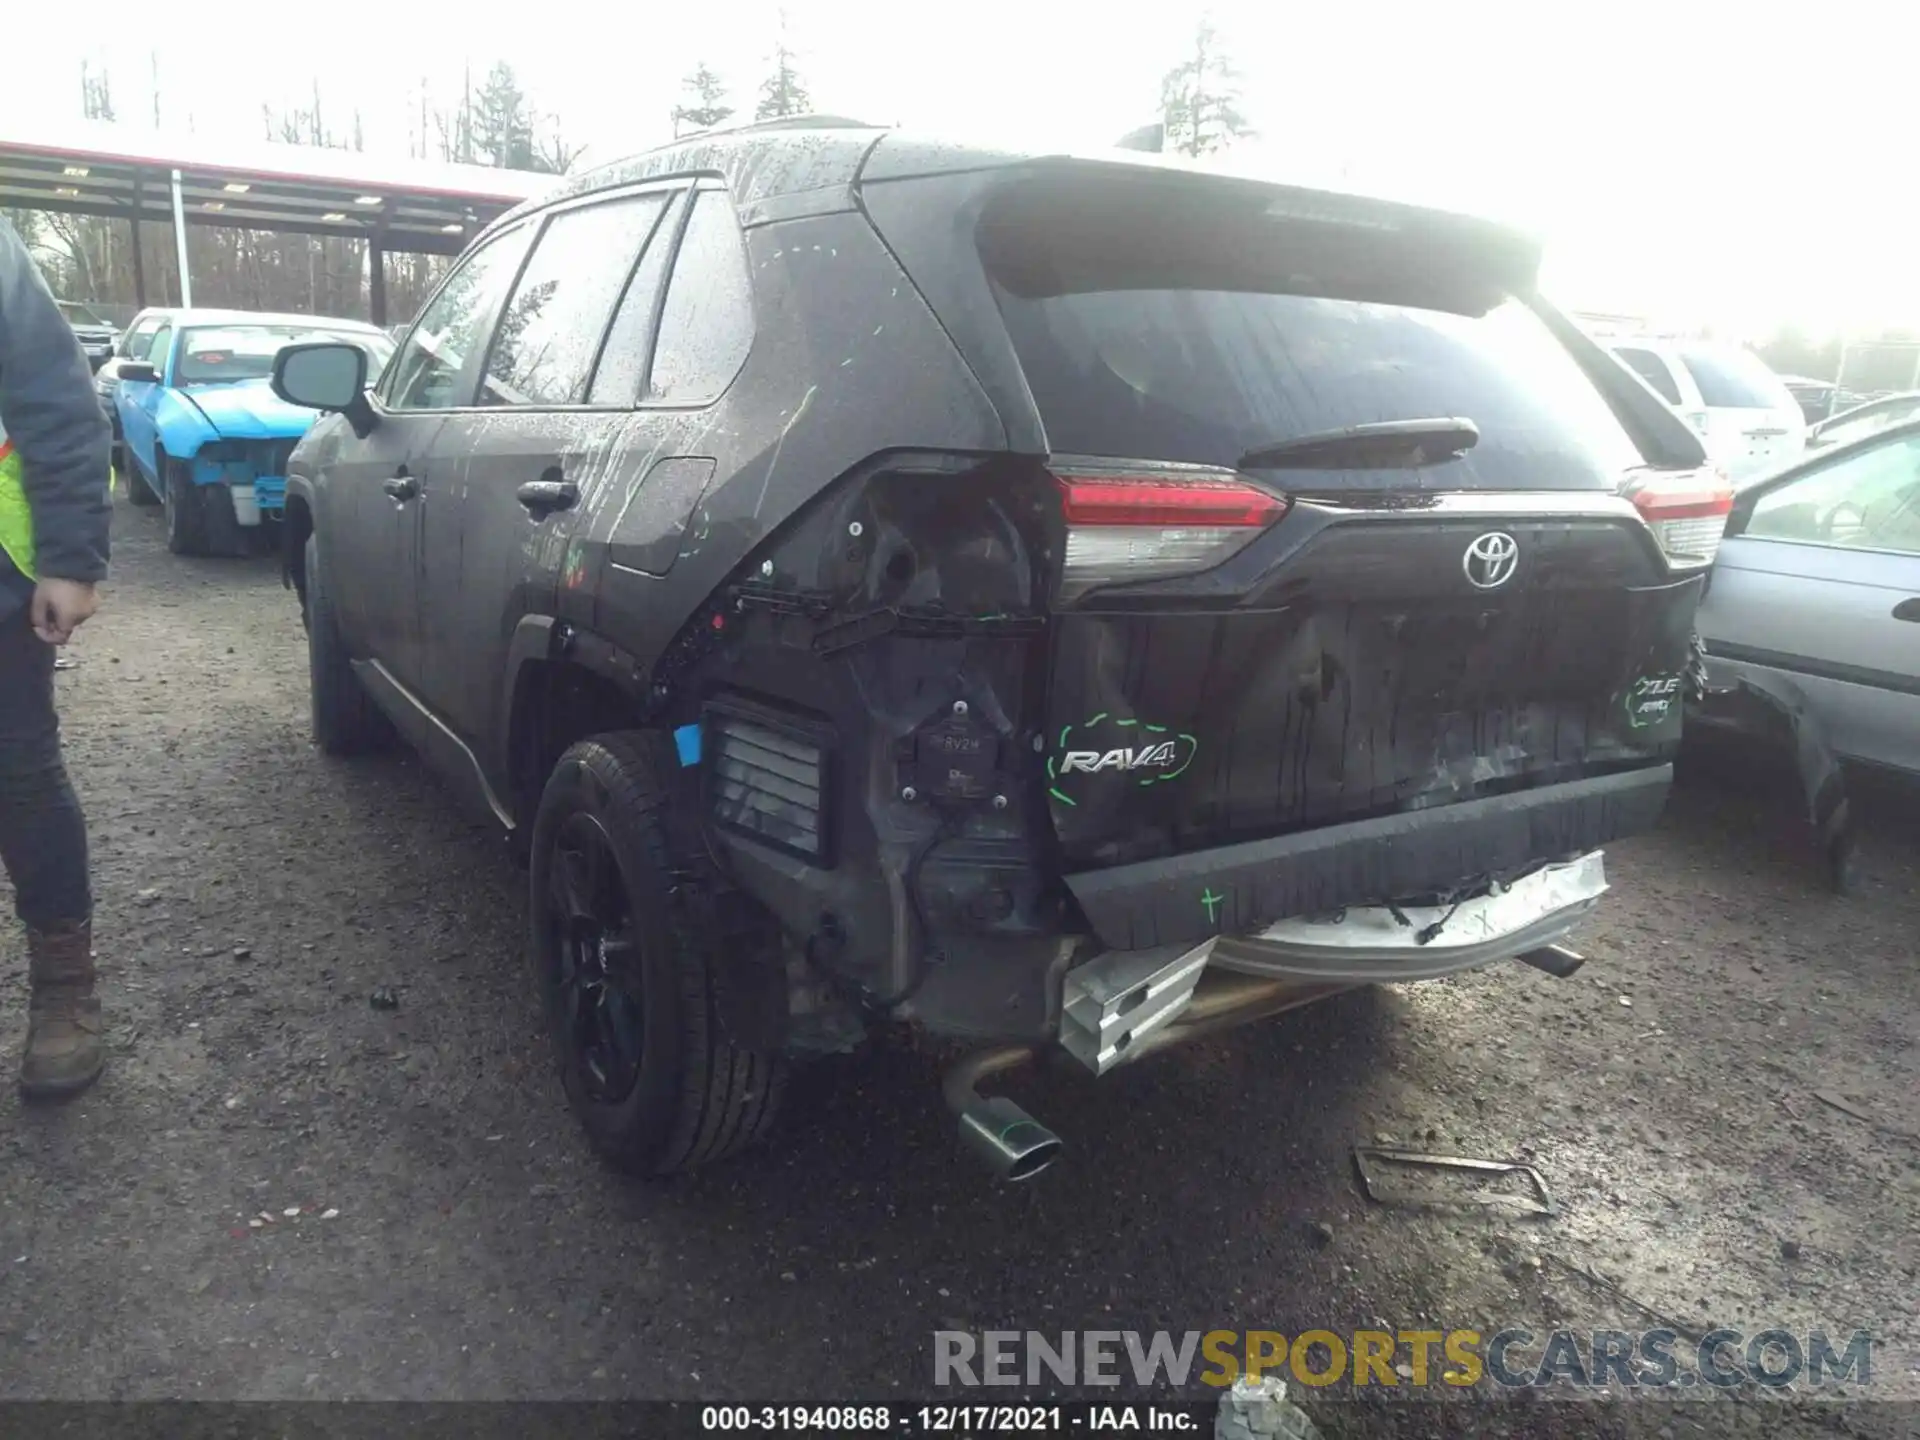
[1746,434,1920,552]
[586,194,684,406]
[122,321,159,358]
[386,226,533,410]
[1615,347,1682,406]
[479,194,672,408]
[648,190,755,406]
[144,326,172,367]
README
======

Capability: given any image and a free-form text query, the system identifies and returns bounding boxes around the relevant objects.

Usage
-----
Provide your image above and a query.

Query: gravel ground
[1,493,1915,1436]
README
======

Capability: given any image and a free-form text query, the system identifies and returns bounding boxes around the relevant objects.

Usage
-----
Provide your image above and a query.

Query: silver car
[1693,416,1920,885]
[1698,416,1920,767]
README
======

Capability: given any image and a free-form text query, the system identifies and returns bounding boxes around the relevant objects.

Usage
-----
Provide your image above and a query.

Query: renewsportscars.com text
[933,1328,1875,1391]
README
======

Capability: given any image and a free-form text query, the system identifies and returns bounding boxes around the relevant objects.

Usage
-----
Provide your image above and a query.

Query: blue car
[114,310,394,556]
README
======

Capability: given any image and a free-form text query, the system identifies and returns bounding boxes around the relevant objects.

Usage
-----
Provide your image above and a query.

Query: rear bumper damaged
[1062,765,1670,952]
[1058,850,1608,1075]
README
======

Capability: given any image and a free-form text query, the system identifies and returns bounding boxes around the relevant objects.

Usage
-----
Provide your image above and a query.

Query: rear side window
[386,225,533,410]
[586,193,685,405]
[1678,347,1794,412]
[121,319,161,358]
[1746,432,1920,552]
[1614,346,1683,406]
[479,194,672,408]
[648,190,755,406]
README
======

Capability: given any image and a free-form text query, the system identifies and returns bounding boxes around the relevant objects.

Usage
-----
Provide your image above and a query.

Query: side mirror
[118,361,158,384]
[272,342,378,438]
[273,342,366,410]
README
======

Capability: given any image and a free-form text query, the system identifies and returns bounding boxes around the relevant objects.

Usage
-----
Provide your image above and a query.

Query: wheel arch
[502,621,650,836]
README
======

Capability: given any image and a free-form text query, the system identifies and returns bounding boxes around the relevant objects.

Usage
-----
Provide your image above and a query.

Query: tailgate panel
[1045,507,1702,871]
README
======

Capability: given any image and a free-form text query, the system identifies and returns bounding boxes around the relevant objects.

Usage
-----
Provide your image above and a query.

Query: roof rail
[695,114,883,139]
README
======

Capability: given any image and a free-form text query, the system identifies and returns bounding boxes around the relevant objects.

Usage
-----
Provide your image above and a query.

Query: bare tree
[81,62,116,123]
[534,124,586,175]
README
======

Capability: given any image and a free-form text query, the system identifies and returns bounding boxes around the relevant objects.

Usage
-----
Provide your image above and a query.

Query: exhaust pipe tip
[1516,942,1585,979]
[956,1095,1063,1182]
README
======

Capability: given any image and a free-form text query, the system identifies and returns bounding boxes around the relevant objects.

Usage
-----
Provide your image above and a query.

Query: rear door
[1699,429,1920,773]
[413,184,690,764]
[879,165,1705,870]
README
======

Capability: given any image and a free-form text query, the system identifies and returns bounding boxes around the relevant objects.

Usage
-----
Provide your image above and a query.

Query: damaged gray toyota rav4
[272,120,1725,1180]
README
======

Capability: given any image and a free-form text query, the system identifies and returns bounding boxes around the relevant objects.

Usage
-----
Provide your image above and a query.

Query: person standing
[0,217,112,1097]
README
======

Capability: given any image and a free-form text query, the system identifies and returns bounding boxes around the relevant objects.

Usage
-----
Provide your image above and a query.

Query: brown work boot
[20,922,104,1099]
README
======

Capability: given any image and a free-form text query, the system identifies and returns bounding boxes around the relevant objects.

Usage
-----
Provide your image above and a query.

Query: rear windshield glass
[1677,347,1793,412]
[997,287,1646,489]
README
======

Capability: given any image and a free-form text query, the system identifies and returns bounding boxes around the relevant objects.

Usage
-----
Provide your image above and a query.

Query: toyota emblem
[1463,531,1519,589]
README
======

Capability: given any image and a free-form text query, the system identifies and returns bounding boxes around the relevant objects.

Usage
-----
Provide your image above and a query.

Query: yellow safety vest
[0,424,33,582]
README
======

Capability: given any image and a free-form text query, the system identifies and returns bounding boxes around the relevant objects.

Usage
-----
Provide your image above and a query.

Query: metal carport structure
[0,117,549,323]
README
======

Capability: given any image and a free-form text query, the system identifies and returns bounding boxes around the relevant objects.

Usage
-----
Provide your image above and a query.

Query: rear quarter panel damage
[582,208,1009,679]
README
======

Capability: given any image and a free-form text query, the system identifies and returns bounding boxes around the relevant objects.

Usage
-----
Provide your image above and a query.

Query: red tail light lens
[1051,459,1288,600]
[1624,467,1734,566]
[1056,473,1287,528]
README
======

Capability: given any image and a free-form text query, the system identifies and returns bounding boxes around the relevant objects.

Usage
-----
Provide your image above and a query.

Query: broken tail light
[1624,468,1734,567]
[1051,458,1288,600]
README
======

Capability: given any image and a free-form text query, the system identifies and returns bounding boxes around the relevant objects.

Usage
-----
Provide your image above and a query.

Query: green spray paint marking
[1201,887,1224,925]
[1051,717,1203,793]
[1139,734,1199,786]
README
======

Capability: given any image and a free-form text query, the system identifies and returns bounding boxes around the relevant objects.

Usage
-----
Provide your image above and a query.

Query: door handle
[1893,598,1920,622]
[383,474,420,502]
[517,478,579,518]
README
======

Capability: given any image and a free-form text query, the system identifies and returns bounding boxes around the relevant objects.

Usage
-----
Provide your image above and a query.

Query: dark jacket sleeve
[0,217,111,585]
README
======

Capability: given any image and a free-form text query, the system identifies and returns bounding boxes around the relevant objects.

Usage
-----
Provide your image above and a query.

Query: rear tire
[530,732,786,1176]
[304,533,393,756]
[163,456,205,555]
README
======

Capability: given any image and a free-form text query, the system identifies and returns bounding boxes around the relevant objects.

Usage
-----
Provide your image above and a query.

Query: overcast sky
[15,0,1916,338]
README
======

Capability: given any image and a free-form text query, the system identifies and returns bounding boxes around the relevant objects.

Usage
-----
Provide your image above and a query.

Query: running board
[353,659,515,831]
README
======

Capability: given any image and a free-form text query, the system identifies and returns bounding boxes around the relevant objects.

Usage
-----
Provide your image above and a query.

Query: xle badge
[1624,674,1682,729]
[1046,713,1199,807]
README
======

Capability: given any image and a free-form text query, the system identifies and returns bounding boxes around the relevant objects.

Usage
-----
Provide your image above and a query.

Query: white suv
[1607,337,1805,481]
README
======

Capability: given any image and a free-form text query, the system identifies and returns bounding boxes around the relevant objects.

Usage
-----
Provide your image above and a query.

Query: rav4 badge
[1047,714,1199,806]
